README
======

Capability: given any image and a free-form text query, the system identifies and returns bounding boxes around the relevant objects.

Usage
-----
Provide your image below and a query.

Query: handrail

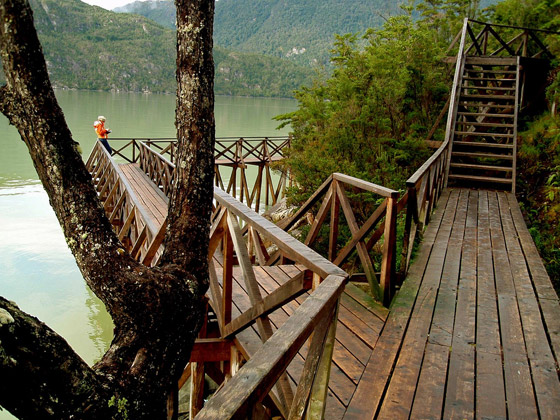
[110,137,292,212]
[88,138,348,418]
[86,141,165,266]
[444,17,469,186]
[447,18,555,59]
[468,18,560,35]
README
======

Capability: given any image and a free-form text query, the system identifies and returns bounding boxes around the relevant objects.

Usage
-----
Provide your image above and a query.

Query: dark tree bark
[0,0,215,418]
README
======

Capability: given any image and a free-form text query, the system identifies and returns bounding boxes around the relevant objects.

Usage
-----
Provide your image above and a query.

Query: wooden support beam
[223,271,313,338]
[222,226,233,328]
[380,196,398,305]
[288,304,335,420]
[305,301,339,420]
[190,362,205,419]
[195,274,346,420]
[190,338,233,363]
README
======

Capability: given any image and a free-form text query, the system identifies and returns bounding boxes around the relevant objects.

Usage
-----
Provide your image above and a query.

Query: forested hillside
[115,0,175,29]
[117,0,406,65]
[3,0,315,96]
[275,0,560,288]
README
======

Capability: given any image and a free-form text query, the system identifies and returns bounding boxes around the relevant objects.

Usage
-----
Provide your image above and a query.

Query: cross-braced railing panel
[88,139,348,419]
[86,142,166,266]
[105,137,291,213]
[447,19,556,60]
[276,173,399,305]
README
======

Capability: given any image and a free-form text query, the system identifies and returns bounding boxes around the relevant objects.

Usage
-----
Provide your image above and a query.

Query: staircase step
[462,76,515,82]
[454,132,515,139]
[457,111,514,118]
[456,121,515,128]
[458,102,515,109]
[464,68,517,75]
[465,56,517,66]
[450,162,513,172]
[448,173,513,184]
[452,151,514,160]
[461,94,516,101]
[462,85,516,92]
[453,140,514,149]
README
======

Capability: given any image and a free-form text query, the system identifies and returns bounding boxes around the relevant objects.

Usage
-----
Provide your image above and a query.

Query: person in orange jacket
[94,115,112,153]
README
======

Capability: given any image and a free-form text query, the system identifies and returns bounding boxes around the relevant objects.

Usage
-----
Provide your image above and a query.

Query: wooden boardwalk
[107,158,560,419]
[342,188,560,419]
[115,162,390,417]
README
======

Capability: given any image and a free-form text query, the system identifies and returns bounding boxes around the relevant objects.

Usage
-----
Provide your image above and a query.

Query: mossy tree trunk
[0,0,214,418]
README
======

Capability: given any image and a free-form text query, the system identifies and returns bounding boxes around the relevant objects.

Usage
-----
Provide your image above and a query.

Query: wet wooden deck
[342,188,560,419]
[117,163,389,417]
[117,163,560,419]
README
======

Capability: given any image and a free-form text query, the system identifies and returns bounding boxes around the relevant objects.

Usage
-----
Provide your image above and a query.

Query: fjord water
[0,91,295,407]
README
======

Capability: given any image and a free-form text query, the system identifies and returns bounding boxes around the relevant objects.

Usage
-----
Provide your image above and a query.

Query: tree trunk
[0,0,215,418]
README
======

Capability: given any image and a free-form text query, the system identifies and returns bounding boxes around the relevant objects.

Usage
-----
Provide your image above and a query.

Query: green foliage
[108,396,129,420]
[276,9,450,203]
[517,114,560,288]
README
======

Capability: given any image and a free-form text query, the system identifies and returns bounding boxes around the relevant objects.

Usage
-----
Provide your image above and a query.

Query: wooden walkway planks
[116,163,389,418]
[113,161,560,420]
[342,188,560,420]
[120,163,169,226]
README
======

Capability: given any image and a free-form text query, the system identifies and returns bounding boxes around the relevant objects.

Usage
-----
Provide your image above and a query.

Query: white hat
[98,116,106,121]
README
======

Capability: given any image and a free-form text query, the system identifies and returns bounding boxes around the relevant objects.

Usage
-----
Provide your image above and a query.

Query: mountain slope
[0,0,314,96]
[114,0,175,29]
[116,0,406,65]
[31,0,176,92]
[214,0,406,65]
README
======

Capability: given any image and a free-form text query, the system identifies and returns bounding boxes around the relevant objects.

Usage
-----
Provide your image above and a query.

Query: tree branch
[0,297,113,419]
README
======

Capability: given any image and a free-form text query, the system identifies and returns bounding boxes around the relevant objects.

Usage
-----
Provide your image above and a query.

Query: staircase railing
[444,18,470,187]
[447,18,555,60]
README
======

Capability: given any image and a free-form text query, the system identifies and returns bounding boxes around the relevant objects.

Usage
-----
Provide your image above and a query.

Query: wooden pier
[85,18,560,420]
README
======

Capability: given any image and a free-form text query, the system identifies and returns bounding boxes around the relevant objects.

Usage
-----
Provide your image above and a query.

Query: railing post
[222,222,233,328]
[304,300,339,420]
[380,193,398,305]
[400,185,417,279]
[328,180,340,262]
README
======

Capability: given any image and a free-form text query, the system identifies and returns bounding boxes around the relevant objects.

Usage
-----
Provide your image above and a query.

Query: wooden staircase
[448,56,520,192]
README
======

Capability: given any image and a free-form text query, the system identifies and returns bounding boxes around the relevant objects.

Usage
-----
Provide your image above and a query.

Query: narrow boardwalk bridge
[86,19,560,420]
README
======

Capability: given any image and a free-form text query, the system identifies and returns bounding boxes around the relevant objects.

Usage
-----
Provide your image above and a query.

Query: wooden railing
[276,173,398,306]
[85,142,166,266]
[447,18,555,59]
[107,137,291,212]
[88,140,348,418]
[195,188,348,419]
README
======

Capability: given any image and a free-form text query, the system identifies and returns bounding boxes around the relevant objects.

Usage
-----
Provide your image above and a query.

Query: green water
[0,91,295,417]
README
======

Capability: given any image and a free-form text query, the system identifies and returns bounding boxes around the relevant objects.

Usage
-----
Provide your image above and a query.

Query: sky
[82,0,137,10]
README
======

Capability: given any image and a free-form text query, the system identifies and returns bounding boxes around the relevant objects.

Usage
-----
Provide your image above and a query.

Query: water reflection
[0,90,295,418]
[0,182,114,365]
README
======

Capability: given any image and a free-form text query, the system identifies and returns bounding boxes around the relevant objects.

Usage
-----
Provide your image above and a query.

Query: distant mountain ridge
[7,0,314,97]
[116,0,407,65]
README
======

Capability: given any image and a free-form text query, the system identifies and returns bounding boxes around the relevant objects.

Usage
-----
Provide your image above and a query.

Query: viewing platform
[84,18,560,420]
